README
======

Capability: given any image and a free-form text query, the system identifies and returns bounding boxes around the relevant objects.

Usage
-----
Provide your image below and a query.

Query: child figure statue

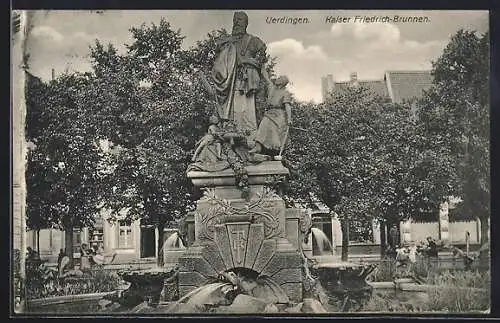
[249,68,292,157]
[192,115,222,162]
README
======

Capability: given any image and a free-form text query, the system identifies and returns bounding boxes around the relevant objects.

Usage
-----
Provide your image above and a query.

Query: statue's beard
[232,24,247,35]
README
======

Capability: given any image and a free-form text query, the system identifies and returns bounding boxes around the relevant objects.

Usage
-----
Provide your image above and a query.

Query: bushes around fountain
[426,270,490,312]
[26,262,122,300]
[364,257,491,313]
[364,269,490,313]
[370,255,438,282]
[363,292,428,313]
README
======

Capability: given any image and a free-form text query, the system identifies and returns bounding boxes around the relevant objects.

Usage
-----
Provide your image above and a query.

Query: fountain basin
[27,292,117,314]
[310,261,376,312]
[113,267,177,308]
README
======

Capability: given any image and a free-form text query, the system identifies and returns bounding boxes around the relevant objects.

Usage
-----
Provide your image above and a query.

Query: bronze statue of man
[211,11,267,143]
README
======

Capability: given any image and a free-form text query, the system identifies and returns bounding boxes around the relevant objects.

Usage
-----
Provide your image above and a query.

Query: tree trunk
[157,223,165,267]
[380,220,387,257]
[64,226,74,269]
[479,216,489,245]
[36,230,40,254]
[341,219,349,261]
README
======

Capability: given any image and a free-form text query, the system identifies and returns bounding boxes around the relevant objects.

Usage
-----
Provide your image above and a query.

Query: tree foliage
[417,30,490,242]
[26,18,488,266]
[26,72,102,232]
[285,83,456,257]
[89,20,213,236]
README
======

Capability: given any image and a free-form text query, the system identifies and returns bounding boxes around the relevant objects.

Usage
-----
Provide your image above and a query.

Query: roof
[332,80,389,99]
[359,80,389,98]
[384,70,433,104]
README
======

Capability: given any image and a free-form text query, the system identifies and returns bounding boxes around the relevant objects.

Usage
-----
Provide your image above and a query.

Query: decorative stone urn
[116,267,177,308]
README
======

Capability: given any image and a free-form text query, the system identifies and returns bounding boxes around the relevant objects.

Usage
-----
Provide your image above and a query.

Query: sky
[24,10,488,103]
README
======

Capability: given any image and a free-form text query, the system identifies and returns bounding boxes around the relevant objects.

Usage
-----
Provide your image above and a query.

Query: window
[90,228,104,251]
[118,220,133,248]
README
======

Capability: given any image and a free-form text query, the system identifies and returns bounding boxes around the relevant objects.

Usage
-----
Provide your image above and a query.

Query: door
[140,226,156,258]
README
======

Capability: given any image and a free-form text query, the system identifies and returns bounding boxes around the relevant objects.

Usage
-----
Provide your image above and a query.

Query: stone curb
[28,291,116,307]
[369,281,488,293]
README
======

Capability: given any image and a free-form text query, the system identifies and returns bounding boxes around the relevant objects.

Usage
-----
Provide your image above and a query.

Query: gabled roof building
[321,70,433,105]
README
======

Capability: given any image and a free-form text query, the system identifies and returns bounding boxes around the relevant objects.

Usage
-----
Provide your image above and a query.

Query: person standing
[389,224,399,249]
[426,236,439,258]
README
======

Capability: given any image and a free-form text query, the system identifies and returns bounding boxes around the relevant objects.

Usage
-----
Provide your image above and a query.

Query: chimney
[51,68,55,81]
[321,74,335,103]
[327,74,334,87]
[350,72,358,83]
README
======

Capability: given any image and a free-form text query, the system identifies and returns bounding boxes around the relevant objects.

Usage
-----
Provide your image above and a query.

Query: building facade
[26,209,179,266]
[12,11,26,257]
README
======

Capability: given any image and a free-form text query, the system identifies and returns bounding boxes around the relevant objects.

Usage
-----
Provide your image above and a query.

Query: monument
[177,11,309,303]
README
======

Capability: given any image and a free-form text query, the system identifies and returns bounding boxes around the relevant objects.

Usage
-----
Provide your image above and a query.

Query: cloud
[268,38,328,62]
[26,26,127,82]
[30,25,64,43]
[268,22,450,102]
[266,38,331,102]
[267,39,335,102]
[317,22,448,82]
[25,11,469,103]
[353,23,401,44]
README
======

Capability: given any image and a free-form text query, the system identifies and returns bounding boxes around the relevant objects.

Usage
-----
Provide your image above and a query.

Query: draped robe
[211,33,266,138]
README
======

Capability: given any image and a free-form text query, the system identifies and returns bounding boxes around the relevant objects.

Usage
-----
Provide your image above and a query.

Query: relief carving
[197,187,282,241]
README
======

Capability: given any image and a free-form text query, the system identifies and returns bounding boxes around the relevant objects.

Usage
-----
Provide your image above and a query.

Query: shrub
[161,273,179,302]
[411,256,436,279]
[13,249,22,310]
[363,291,428,313]
[25,262,58,299]
[370,255,440,282]
[426,270,490,313]
[426,269,489,289]
[13,249,21,277]
[370,257,397,282]
[364,269,490,313]
[26,264,122,300]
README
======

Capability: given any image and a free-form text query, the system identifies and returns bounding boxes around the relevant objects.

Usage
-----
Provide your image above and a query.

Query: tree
[285,87,391,260]
[25,72,103,266]
[418,30,490,244]
[285,83,457,259]
[368,101,456,254]
[85,20,202,265]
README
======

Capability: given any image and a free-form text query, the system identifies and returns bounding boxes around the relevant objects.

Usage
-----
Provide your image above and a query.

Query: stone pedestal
[178,161,304,302]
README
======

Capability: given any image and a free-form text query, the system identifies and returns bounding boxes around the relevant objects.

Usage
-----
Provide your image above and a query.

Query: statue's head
[232,11,248,35]
[275,75,290,88]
